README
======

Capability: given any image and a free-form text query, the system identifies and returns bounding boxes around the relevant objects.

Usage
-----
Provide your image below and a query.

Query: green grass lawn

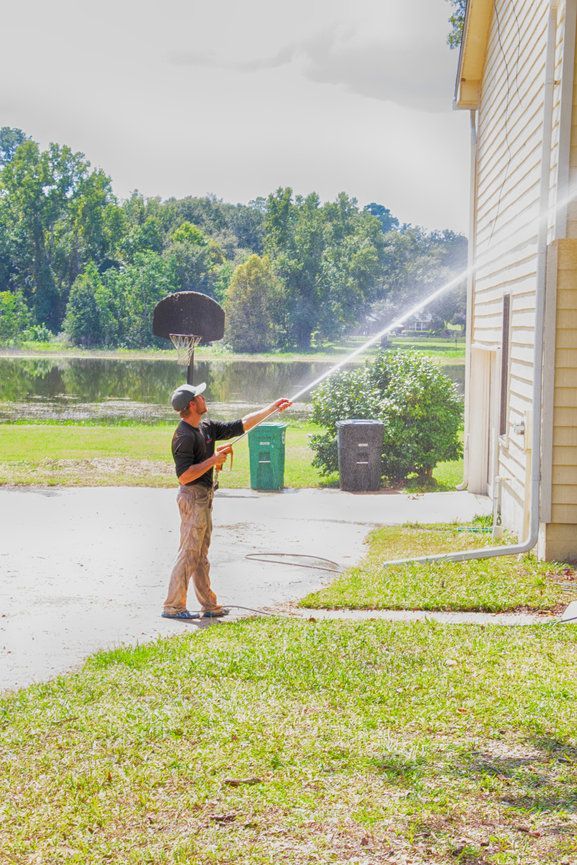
[0,421,463,490]
[300,521,577,613]
[0,421,325,488]
[388,336,465,361]
[405,455,464,492]
[2,334,465,365]
[1,619,576,864]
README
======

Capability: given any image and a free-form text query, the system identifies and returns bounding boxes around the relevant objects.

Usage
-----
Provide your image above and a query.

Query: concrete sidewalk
[0,487,490,692]
[290,608,550,625]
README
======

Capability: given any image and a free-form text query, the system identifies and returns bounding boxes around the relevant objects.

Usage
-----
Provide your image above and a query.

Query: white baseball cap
[170,382,207,411]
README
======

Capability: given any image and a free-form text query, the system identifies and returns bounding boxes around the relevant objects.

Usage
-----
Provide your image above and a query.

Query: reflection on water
[0,357,464,422]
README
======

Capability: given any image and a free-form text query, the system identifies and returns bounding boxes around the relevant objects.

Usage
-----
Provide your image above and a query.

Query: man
[162,383,292,621]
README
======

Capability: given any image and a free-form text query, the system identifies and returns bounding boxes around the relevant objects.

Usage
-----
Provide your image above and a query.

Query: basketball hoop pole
[168,333,202,384]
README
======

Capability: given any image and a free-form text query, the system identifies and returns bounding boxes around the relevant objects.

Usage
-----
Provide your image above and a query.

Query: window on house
[499,294,511,436]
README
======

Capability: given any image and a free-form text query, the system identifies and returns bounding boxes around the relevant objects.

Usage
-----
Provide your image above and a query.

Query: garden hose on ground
[244,552,343,573]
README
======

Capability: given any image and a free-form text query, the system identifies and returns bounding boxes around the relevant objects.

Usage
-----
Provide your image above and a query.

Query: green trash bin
[248,423,287,490]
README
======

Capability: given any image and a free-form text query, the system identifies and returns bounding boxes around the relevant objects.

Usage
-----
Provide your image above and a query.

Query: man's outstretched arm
[242,398,292,432]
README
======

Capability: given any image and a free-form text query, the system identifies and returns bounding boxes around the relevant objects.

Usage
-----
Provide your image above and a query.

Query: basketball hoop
[153,292,225,384]
[169,333,202,368]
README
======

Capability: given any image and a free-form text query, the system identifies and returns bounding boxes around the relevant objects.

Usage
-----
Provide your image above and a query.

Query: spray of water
[289,268,471,401]
[228,181,577,445]
[228,264,473,446]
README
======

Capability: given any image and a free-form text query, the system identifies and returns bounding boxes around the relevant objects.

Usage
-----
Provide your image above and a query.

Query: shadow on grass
[464,736,577,815]
[373,736,577,863]
[362,735,577,816]
[402,476,460,494]
[315,474,462,494]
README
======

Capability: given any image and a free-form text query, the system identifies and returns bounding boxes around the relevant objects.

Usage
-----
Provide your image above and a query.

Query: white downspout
[458,108,478,491]
[380,1,558,569]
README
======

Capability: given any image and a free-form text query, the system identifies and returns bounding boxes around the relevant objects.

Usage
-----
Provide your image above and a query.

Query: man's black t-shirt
[172,418,244,488]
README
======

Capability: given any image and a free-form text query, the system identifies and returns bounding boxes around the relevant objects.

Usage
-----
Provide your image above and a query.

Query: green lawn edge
[0,335,465,365]
[299,521,577,613]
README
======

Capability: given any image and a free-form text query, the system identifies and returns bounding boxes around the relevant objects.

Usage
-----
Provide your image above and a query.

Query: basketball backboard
[152,291,225,343]
[152,291,225,385]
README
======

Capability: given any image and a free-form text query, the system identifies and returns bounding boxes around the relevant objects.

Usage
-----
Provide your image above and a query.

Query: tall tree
[0,127,29,167]
[228,199,266,253]
[225,255,281,352]
[364,203,399,234]
[369,226,467,334]
[0,138,117,330]
[263,189,384,349]
[447,0,467,49]
[64,263,110,347]
[164,221,224,296]
[318,193,384,339]
[116,252,177,348]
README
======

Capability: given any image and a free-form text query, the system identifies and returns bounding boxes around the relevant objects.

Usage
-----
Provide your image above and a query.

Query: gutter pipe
[457,108,478,491]
[379,2,558,570]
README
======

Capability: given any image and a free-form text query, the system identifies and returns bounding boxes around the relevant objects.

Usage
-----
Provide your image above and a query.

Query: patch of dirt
[0,458,173,486]
[81,458,170,476]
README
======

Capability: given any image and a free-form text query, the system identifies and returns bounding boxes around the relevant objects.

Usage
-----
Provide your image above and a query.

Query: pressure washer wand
[230,403,285,448]
[217,399,294,472]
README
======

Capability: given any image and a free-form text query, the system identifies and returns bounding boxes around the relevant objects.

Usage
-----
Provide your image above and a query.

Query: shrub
[24,323,54,342]
[310,350,463,485]
[64,262,119,347]
[0,290,33,343]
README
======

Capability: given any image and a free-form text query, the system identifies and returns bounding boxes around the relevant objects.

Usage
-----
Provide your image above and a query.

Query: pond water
[0,357,465,422]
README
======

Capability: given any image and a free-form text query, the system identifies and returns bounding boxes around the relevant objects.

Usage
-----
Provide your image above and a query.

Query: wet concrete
[559,600,577,623]
[0,487,491,692]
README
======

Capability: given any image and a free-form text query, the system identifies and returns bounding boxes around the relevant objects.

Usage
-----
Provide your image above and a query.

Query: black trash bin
[337,419,384,492]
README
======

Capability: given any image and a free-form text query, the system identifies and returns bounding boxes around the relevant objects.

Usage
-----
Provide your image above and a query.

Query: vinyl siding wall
[547,4,577,549]
[539,238,577,559]
[470,0,560,534]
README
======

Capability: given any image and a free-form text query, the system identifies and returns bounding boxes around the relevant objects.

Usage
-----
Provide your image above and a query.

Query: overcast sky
[1,0,470,232]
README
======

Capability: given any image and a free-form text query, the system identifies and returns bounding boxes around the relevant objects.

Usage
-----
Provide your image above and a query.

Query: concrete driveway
[0,487,490,692]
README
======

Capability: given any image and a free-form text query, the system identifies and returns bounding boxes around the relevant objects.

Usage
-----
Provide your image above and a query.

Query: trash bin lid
[336,419,383,427]
[248,423,287,442]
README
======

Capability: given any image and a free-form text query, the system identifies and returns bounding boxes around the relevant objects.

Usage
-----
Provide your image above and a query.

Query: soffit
[454,0,493,109]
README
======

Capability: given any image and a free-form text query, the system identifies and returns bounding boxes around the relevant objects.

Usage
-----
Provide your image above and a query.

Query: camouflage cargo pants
[163,485,222,614]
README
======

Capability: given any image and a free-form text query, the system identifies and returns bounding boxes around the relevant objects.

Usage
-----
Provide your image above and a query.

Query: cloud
[168,25,455,113]
[299,29,454,112]
[170,43,297,72]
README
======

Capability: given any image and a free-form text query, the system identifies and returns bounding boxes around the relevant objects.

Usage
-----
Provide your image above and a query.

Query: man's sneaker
[201,607,230,618]
[161,609,200,621]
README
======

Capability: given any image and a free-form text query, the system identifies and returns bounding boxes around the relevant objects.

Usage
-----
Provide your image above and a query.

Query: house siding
[468,1,577,546]
[539,1,577,559]
[546,240,577,550]
[470,0,551,534]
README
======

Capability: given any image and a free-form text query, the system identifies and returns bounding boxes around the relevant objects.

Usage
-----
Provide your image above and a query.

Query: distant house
[401,312,434,333]
[455,0,577,560]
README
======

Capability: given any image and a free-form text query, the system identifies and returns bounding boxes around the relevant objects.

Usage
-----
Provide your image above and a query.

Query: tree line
[0,127,467,352]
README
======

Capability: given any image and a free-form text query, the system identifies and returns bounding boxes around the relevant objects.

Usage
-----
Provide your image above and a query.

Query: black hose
[244,552,343,573]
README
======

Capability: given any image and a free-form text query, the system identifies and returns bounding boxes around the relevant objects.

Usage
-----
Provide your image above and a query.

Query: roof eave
[454,0,493,110]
